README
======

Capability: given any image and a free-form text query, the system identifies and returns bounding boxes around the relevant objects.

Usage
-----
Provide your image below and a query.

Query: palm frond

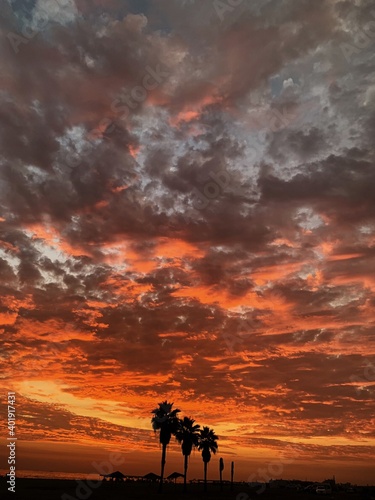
[151,400,181,442]
[175,416,201,455]
[198,426,219,455]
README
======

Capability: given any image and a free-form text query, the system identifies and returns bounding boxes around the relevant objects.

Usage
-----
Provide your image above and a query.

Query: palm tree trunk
[204,461,207,492]
[183,454,188,492]
[158,443,166,493]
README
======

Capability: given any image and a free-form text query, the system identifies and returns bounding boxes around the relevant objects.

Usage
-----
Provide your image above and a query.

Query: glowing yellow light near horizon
[17,380,151,430]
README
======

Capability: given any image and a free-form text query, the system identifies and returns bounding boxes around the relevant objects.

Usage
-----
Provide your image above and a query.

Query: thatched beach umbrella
[167,472,184,484]
[143,472,161,483]
[102,471,126,482]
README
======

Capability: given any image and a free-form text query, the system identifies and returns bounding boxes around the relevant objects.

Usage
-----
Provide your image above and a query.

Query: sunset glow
[1,0,375,488]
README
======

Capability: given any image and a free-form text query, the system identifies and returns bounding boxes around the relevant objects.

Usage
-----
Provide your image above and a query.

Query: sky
[1,0,375,486]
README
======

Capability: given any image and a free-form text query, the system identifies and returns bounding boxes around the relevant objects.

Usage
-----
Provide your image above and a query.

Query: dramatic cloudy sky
[1,0,375,485]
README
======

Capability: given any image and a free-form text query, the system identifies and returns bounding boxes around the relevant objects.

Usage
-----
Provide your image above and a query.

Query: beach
[1,478,373,500]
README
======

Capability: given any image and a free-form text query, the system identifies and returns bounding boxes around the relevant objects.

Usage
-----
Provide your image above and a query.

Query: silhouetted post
[231,461,234,490]
[219,457,224,491]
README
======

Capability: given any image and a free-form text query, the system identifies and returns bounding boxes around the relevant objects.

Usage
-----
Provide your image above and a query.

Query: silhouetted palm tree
[151,400,181,493]
[175,416,200,492]
[198,426,218,492]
